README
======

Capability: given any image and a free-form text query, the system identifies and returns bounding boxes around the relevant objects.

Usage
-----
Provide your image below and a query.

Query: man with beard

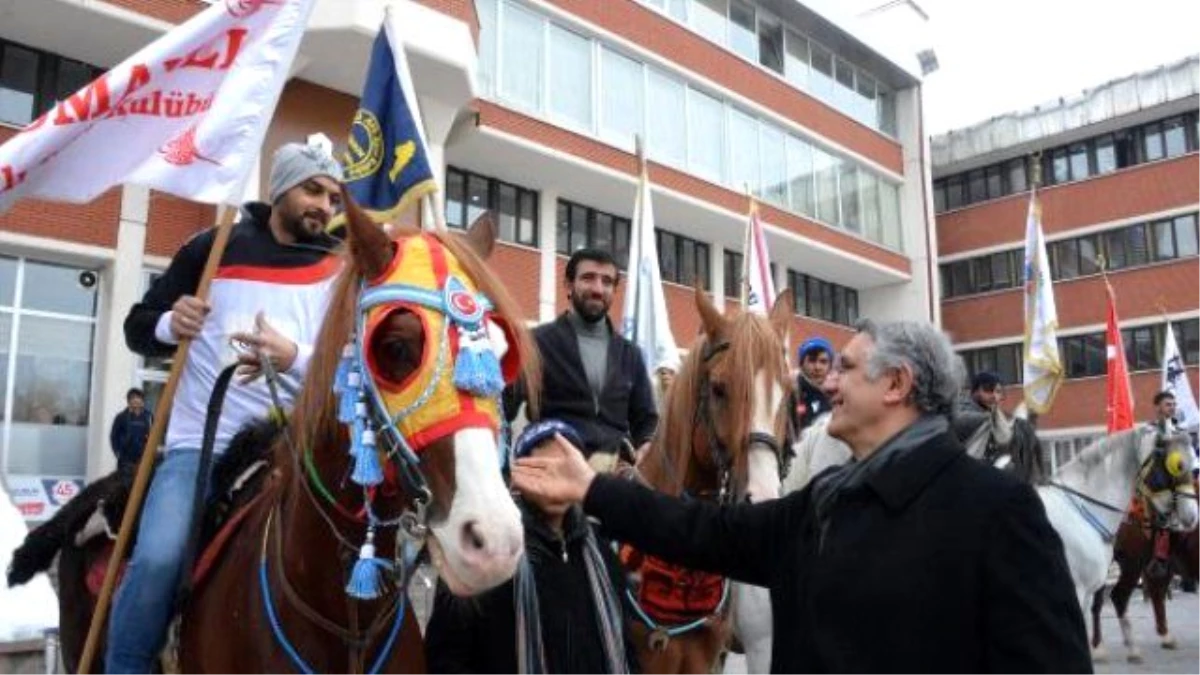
[506,248,657,470]
[107,142,343,673]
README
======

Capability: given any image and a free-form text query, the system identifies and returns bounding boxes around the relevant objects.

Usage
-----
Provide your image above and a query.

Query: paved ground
[721,589,1199,674]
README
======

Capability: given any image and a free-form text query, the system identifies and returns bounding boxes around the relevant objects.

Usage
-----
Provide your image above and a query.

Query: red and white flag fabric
[1105,283,1135,433]
[0,0,316,211]
[741,200,775,316]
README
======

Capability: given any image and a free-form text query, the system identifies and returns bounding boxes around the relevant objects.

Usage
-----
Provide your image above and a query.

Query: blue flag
[339,19,436,224]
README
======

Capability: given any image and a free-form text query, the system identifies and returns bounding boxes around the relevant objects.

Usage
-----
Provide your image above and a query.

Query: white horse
[1037,427,1198,662]
[730,405,1030,674]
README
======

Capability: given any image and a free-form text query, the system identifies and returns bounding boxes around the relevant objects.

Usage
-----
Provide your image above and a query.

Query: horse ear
[341,186,393,280]
[768,289,794,339]
[462,210,497,260]
[695,284,726,339]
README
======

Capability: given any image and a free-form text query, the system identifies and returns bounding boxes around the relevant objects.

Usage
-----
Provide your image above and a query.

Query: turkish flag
[1105,283,1135,432]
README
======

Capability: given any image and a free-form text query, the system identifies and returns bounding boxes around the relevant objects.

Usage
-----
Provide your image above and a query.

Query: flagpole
[77,202,240,674]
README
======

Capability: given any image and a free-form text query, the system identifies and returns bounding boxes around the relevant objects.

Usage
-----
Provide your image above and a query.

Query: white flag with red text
[741,201,776,316]
[0,0,315,211]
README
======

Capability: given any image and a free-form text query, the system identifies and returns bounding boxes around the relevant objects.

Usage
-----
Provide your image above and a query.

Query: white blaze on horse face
[429,427,523,595]
[745,369,783,503]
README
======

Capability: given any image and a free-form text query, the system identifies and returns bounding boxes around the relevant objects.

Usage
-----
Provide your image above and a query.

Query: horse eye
[711,382,727,400]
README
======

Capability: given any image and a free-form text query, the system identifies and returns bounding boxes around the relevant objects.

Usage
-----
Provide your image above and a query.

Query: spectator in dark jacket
[792,337,834,434]
[424,420,639,674]
[504,249,657,470]
[513,319,1092,674]
[109,388,152,474]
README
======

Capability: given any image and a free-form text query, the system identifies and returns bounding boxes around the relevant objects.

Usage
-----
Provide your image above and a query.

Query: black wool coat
[584,430,1092,673]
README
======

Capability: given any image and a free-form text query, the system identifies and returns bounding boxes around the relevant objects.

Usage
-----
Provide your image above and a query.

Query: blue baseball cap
[798,337,834,362]
[513,419,584,460]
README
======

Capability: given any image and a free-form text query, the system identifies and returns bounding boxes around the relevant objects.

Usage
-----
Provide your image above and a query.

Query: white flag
[1162,323,1200,432]
[0,0,316,211]
[1022,189,1064,414]
[742,203,776,316]
[620,155,679,377]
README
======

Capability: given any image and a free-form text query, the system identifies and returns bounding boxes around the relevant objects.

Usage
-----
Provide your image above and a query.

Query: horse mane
[286,225,542,476]
[1072,427,1143,470]
[639,309,790,497]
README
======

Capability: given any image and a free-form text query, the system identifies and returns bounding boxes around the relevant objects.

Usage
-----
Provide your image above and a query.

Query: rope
[625,577,730,638]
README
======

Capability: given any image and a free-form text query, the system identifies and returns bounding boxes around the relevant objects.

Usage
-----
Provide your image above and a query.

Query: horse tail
[7,472,126,587]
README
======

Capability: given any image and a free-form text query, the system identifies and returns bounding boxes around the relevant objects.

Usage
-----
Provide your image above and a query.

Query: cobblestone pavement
[721,589,1199,674]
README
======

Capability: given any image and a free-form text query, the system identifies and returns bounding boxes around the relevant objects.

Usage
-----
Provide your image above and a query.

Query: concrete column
[773,250,788,305]
[87,184,149,480]
[710,241,725,312]
[537,188,559,324]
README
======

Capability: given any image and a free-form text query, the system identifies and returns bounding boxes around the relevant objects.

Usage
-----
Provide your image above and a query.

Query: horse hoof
[1161,637,1177,650]
[1127,652,1144,664]
[1091,646,1108,664]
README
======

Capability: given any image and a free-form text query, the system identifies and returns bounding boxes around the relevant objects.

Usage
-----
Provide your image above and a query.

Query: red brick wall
[544,0,903,174]
[1005,367,1200,430]
[942,258,1199,344]
[145,191,217,257]
[480,102,910,275]
[937,154,1200,256]
[489,242,540,321]
[106,0,205,24]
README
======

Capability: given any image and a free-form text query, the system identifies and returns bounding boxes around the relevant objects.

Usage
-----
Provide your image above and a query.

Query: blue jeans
[106,448,207,673]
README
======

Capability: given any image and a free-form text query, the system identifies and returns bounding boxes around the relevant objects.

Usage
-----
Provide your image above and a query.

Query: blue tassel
[453,327,505,397]
[351,424,383,487]
[346,531,391,600]
[338,374,362,424]
[334,343,354,395]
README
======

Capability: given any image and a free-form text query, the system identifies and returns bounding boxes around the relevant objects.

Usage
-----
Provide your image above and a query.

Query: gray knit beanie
[267,142,344,203]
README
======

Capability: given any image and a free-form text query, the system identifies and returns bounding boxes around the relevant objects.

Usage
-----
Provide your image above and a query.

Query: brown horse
[8,197,540,672]
[1090,484,1200,663]
[623,288,794,674]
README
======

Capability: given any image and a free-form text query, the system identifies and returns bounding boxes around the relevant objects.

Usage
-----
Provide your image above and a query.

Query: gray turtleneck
[567,310,610,402]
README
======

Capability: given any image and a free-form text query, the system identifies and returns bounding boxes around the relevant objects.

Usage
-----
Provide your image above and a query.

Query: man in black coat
[505,248,657,467]
[514,319,1092,673]
[109,387,152,475]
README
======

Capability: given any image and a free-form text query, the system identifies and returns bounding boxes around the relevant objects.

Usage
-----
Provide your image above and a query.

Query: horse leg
[1088,587,1107,662]
[1110,545,1146,664]
[1146,574,1175,649]
[632,621,684,674]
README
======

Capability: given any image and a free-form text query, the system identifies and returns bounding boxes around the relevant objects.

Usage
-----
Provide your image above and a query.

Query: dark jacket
[109,409,153,469]
[505,313,657,456]
[583,430,1092,673]
[424,503,640,674]
[792,375,832,433]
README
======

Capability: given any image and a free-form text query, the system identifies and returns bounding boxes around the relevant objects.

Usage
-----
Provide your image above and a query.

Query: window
[1124,326,1158,372]
[1061,333,1107,378]
[1152,218,1176,260]
[728,0,757,62]
[760,125,787,207]
[991,251,1015,290]
[959,344,1022,389]
[786,135,814,217]
[757,15,784,74]
[972,257,993,293]
[1103,228,1129,270]
[1077,235,1102,276]
[787,269,856,326]
[445,167,539,246]
[692,0,728,45]
[854,73,877,128]
[932,180,947,213]
[547,26,592,129]
[657,230,711,289]
[879,182,902,251]
[859,171,881,243]
[724,250,743,300]
[1006,157,1027,194]
[838,163,860,233]
[687,88,724,182]
[967,169,987,204]
[1050,148,1070,184]
[0,43,40,126]
[1175,320,1200,365]
[833,57,856,115]
[814,148,840,226]
[728,107,760,195]
[555,199,632,268]
[985,166,1003,200]
[809,42,835,102]
[1068,142,1089,181]
[1174,213,1199,257]
[784,30,809,90]
[1094,135,1116,175]
[476,0,498,94]
[647,70,686,166]
[1163,117,1189,157]
[944,175,965,210]
[1051,239,1079,279]
[600,48,643,147]
[498,3,543,111]
[1143,121,1165,162]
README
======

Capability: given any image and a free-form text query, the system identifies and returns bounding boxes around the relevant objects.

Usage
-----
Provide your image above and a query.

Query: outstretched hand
[511,433,598,505]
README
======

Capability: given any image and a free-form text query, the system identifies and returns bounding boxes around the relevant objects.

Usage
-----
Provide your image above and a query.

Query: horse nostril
[461,520,486,553]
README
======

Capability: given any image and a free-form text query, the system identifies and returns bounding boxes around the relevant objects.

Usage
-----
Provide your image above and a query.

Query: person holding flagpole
[108,142,344,672]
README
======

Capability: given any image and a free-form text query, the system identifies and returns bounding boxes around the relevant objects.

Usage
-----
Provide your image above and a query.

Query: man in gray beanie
[109,140,344,673]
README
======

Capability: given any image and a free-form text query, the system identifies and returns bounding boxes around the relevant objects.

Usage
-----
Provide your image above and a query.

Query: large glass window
[757,15,784,74]
[1163,117,1188,157]
[728,0,757,62]
[0,43,40,126]
[838,163,860,233]
[808,42,835,103]
[784,30,809,90]
[814,148,840,226]
[547,26,592,130]
[445,166,539,246]
[475,0,498,95]
[786,135,814,217]
[728,107,760,195]
[692,0,728,45]
[1094,135,1116,175]
[760,124,787,207]
[686,88,724,182]
[879,182,902,251]
[1068,142,1089,181]
[1175,213,1199,257]
[555,199,632,268]
[600,47,644,148]
[859,171,881,243]
[647,70,686,167]
[498,2,543,112]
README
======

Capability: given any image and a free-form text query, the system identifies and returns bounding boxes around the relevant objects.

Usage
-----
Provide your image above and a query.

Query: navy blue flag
[337,19,436,226]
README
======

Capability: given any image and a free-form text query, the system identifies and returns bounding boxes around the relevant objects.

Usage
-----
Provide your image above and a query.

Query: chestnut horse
[7,198,538,672]
[624,288,794,674]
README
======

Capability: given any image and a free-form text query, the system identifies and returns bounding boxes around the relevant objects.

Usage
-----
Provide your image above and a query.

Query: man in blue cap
[793,337,834,433]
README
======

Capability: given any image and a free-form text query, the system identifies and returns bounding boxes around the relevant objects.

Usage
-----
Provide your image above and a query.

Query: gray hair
[854,318,965,417]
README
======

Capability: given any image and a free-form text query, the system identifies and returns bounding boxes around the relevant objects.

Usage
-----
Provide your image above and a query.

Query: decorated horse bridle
[694,339,790,503]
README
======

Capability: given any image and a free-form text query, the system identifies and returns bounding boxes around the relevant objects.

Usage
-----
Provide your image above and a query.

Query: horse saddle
[621,545,725,625]
[76,421,280,596]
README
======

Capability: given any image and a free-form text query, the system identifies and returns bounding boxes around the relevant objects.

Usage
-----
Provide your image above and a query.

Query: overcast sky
[916,0,1200,135]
